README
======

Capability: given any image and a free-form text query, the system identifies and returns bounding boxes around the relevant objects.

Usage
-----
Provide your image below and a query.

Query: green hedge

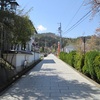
[82,51,100,79]
[59,51,76,67]
[74,52,84,71]
[94,55,100,82]
[59,51,100,83]
[59,52,67,62]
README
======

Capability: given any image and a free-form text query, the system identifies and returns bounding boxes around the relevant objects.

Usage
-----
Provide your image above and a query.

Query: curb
[58,58,100,88]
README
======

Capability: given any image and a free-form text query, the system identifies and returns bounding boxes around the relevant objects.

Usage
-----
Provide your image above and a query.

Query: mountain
[38,32,58,39]
[35,32,77,48]
[35,32,100,53]
[35,32,60,47]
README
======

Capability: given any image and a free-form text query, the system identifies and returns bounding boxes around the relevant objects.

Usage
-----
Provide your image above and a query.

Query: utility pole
[45,39,46,48]
[82,36,86,55]
[82,32,86,55]
[58,22,62,51]
[44,39,47,53]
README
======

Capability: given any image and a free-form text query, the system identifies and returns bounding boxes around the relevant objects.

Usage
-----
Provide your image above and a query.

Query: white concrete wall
[35,52,40,61]
[15,54,28,71]
[3,54,16,67]
[3,52,40,72]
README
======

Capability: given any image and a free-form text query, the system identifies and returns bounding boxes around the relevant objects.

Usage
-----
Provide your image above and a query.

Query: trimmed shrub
[82,51,100,79]
[59,52,67,61]
[67,51,76,67]
[74,52,84,71]
[65,51,76,67]
[59,51,76,67]
[59,51,100,83]
[94,55,100,82]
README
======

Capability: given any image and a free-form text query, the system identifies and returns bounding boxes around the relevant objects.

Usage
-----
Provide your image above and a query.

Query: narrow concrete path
[0,54,100,100]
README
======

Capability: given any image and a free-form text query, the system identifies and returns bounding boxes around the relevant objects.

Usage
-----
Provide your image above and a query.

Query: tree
[0,10,15,51]
[12,15,35,46]
[88,35,97,50]
[0,10,35,51]
[85,0,100,44]
[96,27,100,37]
[76,38,83,53]
[85,0,100,18]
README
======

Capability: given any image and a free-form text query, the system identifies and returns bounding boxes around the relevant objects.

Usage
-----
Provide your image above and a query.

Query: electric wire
[65,12,91,33]
[63,1,84,32]
[63,10,92,34]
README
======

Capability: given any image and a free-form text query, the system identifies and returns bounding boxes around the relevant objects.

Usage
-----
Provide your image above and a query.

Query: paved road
[0,54,100,100]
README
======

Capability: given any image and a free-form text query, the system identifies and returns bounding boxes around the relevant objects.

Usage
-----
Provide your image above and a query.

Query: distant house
[64,44,76,53]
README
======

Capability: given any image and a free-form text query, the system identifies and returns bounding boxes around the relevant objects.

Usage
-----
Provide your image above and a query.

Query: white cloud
[37,25,47,32]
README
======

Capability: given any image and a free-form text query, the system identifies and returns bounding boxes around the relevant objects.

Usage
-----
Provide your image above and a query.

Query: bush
[59,51,76,66]
[59,50,100,83]
[64,51,76,67]
[59,52,67,61]
[74,52,84,71]
[82,51,100,79]
[94,55,100,82]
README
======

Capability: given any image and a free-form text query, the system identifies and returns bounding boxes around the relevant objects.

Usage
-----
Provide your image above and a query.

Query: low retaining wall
[3,52,40,72]
[0,59,41,94]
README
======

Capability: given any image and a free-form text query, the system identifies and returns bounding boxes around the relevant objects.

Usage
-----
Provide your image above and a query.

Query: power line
[65,13,91,33]
[63,10,92,34]
[63,1,84,32]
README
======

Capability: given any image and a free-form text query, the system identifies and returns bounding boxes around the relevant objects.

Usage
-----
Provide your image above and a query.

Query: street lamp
[10,0,19,12]
[0,0,19,12]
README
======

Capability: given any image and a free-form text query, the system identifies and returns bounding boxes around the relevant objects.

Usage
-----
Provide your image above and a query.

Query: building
[64,44,76,53]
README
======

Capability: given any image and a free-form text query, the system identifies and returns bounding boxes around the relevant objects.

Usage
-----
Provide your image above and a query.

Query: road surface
[0,54,100,100]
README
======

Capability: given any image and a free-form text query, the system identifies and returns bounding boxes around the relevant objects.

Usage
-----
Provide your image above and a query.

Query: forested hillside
[35,32,100,53]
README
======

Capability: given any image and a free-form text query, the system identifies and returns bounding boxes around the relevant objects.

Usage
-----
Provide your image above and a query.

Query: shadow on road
[0,57,100,100]
[1,73,100,100]
[42,59,56,64]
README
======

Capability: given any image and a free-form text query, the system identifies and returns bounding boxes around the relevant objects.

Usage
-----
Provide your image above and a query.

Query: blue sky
[17,0,99,38]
